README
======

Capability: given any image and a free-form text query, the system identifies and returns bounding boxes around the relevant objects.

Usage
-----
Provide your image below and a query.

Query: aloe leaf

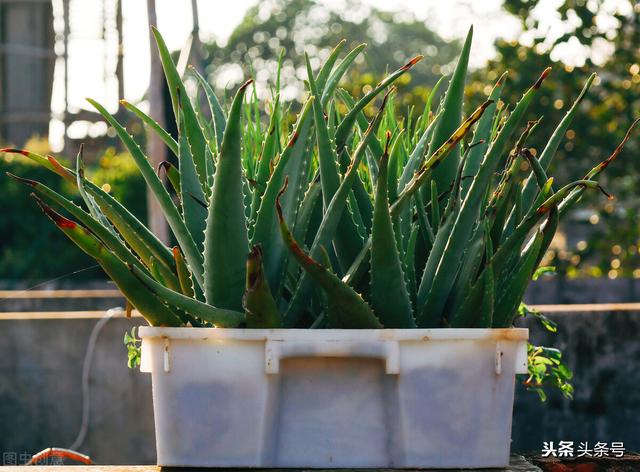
[521,148,549,190]
[0,148,63,176]
[151,27,208,188]
[559,118,639,216]
[335,88,385,173]
[203,79,252,311]
[334,54,423,152]
[88,98,204,286]
[520,73,596,211]
[178,109,207,251]
[430,180,440,231]
[148,255,181,292]
[7,173,145,271]
[493,228,545,328]
[120,99,179,157]
[284,95,389,326]
[416,68,551,328]
[393,99,493,213]
[342,100,491,289]
[461,71,507,198]
[450,222,495,328]
[316,39,346,92]
[251,97,314,294]
[276,185,382,329]
[242,245,282,328]
[416,74,446,134]
[320,43,366,107]
[306,58,367,270]
[414,192,435,246]
[403,224,419,310]
[173,246,195,298]
[35,198,181,327]
[249,94,280,226]
[190,66,227,149]
[387,129,405,202]
[4,147,180,278]
[293,177,322,245]
[445,223,484,317]
[129,264,244,327]
[370,133,415,328]
[75,145,115,235]
[426,26,472,205]
[84,182,176,271]
[158,161,182,196]
[397,110,441,193]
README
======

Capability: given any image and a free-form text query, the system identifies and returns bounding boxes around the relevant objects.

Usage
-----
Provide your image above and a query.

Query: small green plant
[518,299,574,401]
[3,27,636,334]
[524,344,574,401]
[124,327,142,369]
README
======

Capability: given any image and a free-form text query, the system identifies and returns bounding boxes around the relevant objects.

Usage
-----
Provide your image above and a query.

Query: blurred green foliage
[203,0,458,110]
[0,139,145,282]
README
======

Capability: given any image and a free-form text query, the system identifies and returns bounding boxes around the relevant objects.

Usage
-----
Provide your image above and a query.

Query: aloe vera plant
[4,27,636,330]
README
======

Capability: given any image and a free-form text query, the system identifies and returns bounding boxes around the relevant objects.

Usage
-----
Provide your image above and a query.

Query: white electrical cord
[68,307,122,451]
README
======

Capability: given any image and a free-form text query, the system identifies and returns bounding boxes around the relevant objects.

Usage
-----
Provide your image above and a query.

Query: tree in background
[202,0,458,108]
[475,0,639,280]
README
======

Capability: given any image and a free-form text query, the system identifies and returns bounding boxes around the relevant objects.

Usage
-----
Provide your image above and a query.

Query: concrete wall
[0,317,156,465]
[1,309,638,464]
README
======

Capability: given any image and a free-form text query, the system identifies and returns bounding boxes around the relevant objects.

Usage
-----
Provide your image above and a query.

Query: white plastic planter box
[139,327,528,468]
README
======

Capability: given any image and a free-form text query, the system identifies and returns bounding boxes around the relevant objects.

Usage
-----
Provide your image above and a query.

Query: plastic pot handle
[264,339,400,375]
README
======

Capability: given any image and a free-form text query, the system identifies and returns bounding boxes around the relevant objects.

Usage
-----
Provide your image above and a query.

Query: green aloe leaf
[249,94,281,226]
[460,71,507,198]
[450,221,495,328]
[75,145,116,235]
[151,27,208,189]
[130,264,244,327]
[87,98,204,286]
[158,161,182,196]
[316,39,346,92]
[251,97,314,294]
[370,133,415,328]
[35,198,181,327]
[284,94,389,326]
[190,66,227,149]
[334,54,422,153]
[426,26,472,206]
[7,173,145,272]
[416,68,551,327]
[203,79,252,311]
[306,57,366,271]
[320,43,366,107]
[178,109,207,251]
[276,184,382,329]
[243,245,282,328]
[173,246,195,298]
[120,99,179,157]
[559,118,638,216]
[493,227,546,328]
[520,73,596,212]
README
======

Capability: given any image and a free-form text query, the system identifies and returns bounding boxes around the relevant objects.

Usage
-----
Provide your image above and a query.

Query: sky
[48,0,631,150]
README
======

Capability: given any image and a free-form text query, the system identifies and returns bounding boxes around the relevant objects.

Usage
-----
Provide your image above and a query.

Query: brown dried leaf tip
[246,245,264,289]
[400,55,424,71]
[5,172,37,187]
[533,67,552,89]
[32,194,76,229]
[0,148,29,156]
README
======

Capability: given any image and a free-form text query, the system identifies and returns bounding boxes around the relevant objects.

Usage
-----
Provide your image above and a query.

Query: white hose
[68,307,121,451]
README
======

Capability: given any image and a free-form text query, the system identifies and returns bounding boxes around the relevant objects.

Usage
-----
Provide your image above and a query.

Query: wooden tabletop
[0,455,542,471]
